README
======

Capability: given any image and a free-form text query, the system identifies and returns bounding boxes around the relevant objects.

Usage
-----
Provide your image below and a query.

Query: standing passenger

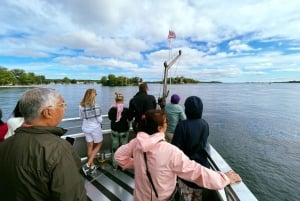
[0,88,87,201]
[164,94,186,142]
[172,96,210,201]
[115,109,241,201]
[5,101,24,139]
[108,92,131,169]
[129,82,156,133]
[79,88,103,176]
[0,108,8,142]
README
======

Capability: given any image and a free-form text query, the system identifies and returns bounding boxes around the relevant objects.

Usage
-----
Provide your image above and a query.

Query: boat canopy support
[158,50,182,109]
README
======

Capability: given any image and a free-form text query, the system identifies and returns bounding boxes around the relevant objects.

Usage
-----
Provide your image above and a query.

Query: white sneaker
[81,164,90,176]
[88,165,97,175]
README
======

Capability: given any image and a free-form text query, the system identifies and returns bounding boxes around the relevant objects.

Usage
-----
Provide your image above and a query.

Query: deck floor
[82,160,217,201]
[83,161,135,201]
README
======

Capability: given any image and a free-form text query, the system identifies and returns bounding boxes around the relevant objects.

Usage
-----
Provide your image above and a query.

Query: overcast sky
[1,0,300,82]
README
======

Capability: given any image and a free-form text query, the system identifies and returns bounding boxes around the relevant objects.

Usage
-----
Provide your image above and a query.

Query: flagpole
[168,39,171,60]
[158,30,180,109]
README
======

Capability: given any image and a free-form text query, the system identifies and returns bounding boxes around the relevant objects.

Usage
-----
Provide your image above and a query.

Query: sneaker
[88,165,97,175]
[81,164,90,176]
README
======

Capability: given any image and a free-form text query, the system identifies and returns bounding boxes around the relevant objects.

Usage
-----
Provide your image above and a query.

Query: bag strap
[143,153,159,198]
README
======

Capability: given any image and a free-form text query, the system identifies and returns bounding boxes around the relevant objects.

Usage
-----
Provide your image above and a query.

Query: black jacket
[108,107,130,132]
[172,96,209,189]
[129,91,157,122]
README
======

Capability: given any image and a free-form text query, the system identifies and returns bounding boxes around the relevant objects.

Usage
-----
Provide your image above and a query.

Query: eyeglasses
[47,102,67,108]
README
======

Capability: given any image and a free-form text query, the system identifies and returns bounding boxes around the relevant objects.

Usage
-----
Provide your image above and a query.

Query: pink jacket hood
[136,131,165,152]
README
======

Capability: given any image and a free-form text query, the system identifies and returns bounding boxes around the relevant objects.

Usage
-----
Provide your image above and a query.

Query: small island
[1,66,299,86]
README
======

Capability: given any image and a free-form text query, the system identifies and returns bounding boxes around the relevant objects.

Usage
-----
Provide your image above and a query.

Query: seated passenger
[115,109,241,201]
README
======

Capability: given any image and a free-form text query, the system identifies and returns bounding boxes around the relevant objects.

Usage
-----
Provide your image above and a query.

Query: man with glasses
[0,88,87,201]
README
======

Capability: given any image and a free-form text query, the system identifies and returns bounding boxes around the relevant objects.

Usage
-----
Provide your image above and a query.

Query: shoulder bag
[143,153,184,201]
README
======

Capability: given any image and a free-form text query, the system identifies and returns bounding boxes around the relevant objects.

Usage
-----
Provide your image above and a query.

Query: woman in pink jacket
[115,109,241,201]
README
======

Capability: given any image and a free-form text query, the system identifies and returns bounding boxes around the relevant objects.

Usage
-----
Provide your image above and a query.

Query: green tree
[107,74,117,86]
[0,67,17,85]
[62,77,71,84]
[10,69,26,84]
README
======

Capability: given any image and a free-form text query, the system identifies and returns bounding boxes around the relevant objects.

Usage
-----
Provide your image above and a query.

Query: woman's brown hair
[140,109,166,135]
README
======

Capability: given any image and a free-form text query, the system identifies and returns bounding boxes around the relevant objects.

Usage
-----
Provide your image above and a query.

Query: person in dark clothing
[0,88,87,201]
[108,92,131,169]
[171,96,209,201]
[129,82,157,132]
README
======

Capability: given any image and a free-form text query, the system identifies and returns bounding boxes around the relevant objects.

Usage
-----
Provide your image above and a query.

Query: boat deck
[60,117,258,201]
[83,157,219,201]
[84,161,134,201]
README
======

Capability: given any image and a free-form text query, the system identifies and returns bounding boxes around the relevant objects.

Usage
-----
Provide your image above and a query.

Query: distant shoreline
[0,81,299,88]
[0,85,43,88]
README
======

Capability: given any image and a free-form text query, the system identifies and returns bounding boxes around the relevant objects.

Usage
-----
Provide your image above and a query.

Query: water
[0,83,299,201]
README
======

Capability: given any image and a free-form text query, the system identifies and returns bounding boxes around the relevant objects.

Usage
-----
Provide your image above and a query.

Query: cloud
[0,0,300,82]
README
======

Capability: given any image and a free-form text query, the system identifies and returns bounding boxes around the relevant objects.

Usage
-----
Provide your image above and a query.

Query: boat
[58,50,258,201]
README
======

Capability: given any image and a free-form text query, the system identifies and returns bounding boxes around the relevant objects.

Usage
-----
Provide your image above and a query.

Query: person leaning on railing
[114,109,241,201]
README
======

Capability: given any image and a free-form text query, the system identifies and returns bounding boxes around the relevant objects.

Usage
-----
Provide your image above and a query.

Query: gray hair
[19,88,61,123]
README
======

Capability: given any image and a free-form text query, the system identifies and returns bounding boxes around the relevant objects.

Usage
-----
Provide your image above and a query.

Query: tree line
[0,67,100,85]
[0,66,200,86]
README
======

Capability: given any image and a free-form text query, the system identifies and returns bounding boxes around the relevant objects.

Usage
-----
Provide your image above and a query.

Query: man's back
[0,88,86,201]
[129,92,156,121]
[0,126,86,201]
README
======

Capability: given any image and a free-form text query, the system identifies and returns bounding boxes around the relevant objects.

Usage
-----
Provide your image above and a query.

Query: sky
[1,0,300,83]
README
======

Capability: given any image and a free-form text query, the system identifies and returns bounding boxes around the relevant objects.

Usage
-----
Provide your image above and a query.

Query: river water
[0,83,299,201]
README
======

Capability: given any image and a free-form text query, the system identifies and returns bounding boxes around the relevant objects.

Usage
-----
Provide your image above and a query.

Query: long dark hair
[0,108,3,124]
[140,109,166,135]
[12,101,23,117]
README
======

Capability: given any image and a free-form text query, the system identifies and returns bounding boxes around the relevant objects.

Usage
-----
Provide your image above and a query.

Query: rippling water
[1,83,299,201]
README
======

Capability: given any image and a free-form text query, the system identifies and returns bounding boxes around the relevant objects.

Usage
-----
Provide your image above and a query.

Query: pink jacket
[114,132,230,201]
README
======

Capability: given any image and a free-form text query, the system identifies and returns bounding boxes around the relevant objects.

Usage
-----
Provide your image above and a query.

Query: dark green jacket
[0,126,87,201]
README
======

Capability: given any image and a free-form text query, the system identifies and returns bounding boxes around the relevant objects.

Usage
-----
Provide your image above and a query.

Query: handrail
[207,145,258,201]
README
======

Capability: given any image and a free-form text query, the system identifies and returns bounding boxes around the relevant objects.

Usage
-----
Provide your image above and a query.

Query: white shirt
[5,117,24,139]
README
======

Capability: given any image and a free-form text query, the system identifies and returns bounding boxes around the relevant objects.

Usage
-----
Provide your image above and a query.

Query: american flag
[168,30,176,39]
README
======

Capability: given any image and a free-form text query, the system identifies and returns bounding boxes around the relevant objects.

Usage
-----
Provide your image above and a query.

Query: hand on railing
[225,170,242,184]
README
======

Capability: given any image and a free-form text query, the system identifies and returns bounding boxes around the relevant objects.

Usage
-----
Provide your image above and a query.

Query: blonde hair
[80,88,97,107]
[115,92,124,103]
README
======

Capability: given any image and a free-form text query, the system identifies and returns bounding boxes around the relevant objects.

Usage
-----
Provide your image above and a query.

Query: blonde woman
[108,92,131,169]
[79,88,103,176]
